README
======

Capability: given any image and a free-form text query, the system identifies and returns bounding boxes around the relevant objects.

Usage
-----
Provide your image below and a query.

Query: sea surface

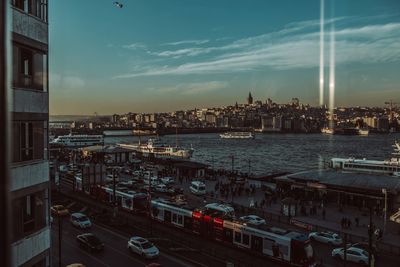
[104,132,399,175]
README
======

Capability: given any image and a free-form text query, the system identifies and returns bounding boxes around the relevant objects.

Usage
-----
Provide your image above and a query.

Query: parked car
[309,231,342,246]
[332,247,370,265]
[76,233,104,252]
[347,242,379,257]
[70,213,92,229]
[239,215,266,225]
[154,184,168,193]
[127,236,159,259]
[160,176,175,185]
[190,181,206,195]
[51,205,69,217]
[144,176,159,186]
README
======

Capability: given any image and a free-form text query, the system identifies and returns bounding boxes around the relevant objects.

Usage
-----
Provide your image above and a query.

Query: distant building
[247,92,253,105]
[261,115,282,132]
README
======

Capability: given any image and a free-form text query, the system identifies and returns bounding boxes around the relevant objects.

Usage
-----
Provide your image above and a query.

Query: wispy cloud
[152,81,228,95]
[114,18,400,79]
[164,39,209,46]
[50,73,85,89]
[122,43,146,50]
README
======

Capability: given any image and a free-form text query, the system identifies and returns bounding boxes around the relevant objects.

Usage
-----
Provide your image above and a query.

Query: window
[12,121,45,162]
[11,0,48,22]
[234,231,241,243]
[12,190,46,241]
[23,195,35,232]
[13,44,47,91]
[242,233,250,246]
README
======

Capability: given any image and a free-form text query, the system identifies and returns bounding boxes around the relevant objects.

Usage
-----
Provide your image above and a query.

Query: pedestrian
[348,219,352,229]
[355,217,359,227]
[322,208,326,220]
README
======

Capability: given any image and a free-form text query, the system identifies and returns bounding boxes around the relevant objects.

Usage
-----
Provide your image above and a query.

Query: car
[144,176,159,186]
[190,181,206,195]
[127,236,159,259]
[239,215,266,225]
[154,184,169,193]
[347,242,379,257]
[160,177,175,185]
[332,247,370,265]
[51,205,69,216]
[309,231,342,246]
[76,233,104,252]
[70,213,92,229]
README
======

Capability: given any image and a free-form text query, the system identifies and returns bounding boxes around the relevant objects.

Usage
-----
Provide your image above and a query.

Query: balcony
[11,226,50,267]
[10,160,49,192]
[12,87,48,113]
[12,7,48,44]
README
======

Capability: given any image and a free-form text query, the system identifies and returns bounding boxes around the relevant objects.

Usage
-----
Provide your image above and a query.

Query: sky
[49,0,400,115]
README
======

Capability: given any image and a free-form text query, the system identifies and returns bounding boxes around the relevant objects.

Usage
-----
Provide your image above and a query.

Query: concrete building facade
[10,1,50,266]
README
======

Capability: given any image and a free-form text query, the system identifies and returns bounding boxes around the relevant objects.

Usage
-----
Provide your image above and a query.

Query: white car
[332,247,370,265]
[144,176,159,186]
[190,181,206,195]
[155,184,168,193]
[309,232,342,246]
[70,213,92,229]
[127,236,159,259]
[160,176,175,185]
[239,215,266,225]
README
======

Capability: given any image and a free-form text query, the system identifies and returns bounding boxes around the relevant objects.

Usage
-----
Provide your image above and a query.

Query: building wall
[10,1,50,266]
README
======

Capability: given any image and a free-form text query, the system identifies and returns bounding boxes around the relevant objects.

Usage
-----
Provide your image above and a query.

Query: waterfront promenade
[179,175,400,255]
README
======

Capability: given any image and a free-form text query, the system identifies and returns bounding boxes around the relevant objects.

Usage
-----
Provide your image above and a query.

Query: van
[190,181,206,195]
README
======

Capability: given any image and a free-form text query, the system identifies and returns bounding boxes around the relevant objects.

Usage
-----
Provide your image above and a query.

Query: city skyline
[50,0,400,115]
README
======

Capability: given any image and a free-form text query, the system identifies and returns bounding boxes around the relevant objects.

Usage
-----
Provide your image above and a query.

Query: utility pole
[58,216,62,267]
[382,188,387,234]
[368,206,373,267]
[113,168,117,206]
[343,233,347,267]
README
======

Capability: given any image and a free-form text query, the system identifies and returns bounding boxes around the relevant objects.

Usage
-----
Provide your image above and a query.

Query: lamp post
[382,188,387,234]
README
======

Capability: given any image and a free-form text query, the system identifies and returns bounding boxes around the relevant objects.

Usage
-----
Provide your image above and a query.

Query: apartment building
[10,1,50,266]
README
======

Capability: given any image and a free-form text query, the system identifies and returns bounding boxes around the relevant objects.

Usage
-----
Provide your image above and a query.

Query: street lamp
[382,188,387,234]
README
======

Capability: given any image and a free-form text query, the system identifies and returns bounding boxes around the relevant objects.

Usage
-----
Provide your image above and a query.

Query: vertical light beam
[329,9,335,128]
[319,0,324,106]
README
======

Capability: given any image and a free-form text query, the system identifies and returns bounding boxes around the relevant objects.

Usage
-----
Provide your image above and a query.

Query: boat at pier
[50,134,104,147]
[329,141,400,176]
[220,132,255,139]
[117,138,194,159]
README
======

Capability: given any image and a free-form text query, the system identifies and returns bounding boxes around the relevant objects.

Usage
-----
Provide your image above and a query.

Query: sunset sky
[49,0,400,115]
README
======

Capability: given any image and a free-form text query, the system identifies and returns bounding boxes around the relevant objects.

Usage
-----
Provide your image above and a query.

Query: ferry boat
[358,128,369,136]
[50,134,104,147]
[117,138,194,159]
[220,132,255,139]
[321,127,334,135]
[329,141,400,176]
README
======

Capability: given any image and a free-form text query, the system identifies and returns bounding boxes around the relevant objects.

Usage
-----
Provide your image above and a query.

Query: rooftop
[282,169,400,194]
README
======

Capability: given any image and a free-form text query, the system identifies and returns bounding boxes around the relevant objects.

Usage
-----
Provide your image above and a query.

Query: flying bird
[114,2,123,8]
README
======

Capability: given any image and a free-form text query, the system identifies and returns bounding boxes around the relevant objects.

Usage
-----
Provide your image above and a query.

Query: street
[51,217,194,267]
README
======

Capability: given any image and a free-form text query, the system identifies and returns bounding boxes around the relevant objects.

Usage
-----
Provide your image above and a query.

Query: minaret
[247,92,253,105]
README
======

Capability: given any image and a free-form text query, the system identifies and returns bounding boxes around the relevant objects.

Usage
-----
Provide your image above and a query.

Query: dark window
[242,233,250,245]
[12,190,46,241]
[12,121,45,162]
[234,231,241,243]
[11,0,48,22]
[12,45,47,91]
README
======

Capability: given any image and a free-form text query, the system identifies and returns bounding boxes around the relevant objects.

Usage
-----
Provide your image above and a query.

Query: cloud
[122,43,146,50]
[164,39,209,46]
[114,18,400,79]
[154,81,228,95]
[50,73,85,89]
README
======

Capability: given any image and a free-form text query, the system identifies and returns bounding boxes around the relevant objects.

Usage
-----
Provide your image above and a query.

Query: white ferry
[117,138,194,159]
[50,134,104,147]
[220,132,255,139]
[358,128,369,136]
[321,127,334,135]
[329,141,400,176]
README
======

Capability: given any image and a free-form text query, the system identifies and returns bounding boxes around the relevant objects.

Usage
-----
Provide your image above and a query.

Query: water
[105,133,399,175]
